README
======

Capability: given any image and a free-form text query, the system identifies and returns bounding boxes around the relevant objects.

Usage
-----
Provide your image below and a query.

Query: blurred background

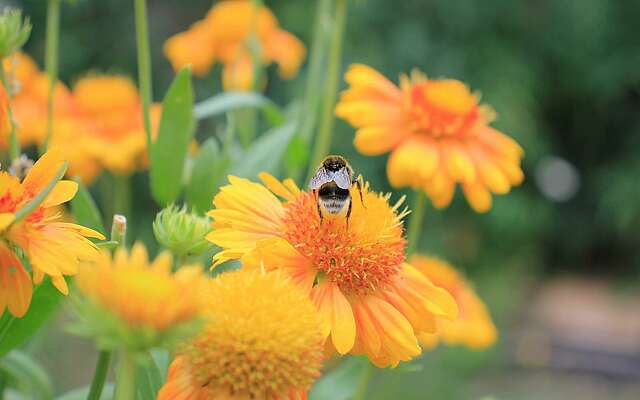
[11,0,640,398]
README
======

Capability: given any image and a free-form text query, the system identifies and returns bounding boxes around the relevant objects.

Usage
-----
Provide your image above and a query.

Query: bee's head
[322,155,347,172]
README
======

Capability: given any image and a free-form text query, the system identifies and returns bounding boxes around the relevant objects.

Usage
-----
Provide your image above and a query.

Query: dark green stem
[41,0,61,153]
[87,351,112,400]
[307,0,347,181]
[134,0,153,155]
[406,191,426,254]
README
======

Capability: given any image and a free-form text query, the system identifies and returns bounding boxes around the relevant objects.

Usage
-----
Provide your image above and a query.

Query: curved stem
[306,0,347,181]
[87,351,112,400]
[113,352,136,400]
[406,190,426,255]
[41,0,61,153]
[134,0,153,155]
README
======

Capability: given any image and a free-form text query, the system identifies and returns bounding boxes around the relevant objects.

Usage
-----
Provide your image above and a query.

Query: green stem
[134,0,153,155]
[0,61,20,160]
[41,0,61,153]
[306,0,347,181]
[113,175,131,220]
[353,362,373,400]
[406,191,426,255]
[87,351,112,400]
[113,352,136,400]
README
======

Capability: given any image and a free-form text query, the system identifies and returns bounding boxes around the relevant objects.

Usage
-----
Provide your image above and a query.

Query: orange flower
[206,174,458,367]
[336,65,525,212]
[0,149,104,317]
[164,0,306,91]
[411,255,497,350]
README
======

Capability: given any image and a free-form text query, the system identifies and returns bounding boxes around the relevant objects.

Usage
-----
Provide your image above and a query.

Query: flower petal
[42,180,78,208]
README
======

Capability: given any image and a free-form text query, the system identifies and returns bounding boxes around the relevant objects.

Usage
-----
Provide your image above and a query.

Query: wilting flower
[158,268,324,400]
[411,255,497,350]
[0,149,104,317]
[74,242,206,350]
[206,173,458,367]
[336,65,524,212]
[153,204,212,257]
[164,0,306,91]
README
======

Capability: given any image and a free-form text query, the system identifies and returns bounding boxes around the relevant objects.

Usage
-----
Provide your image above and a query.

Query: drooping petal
[0,245,32,317]
[462,182,493,213]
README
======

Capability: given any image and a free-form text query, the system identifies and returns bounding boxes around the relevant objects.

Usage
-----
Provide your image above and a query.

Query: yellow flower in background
[158,268,324,400]
[164,0,306,91]
[206,173,458,368]
[76,243,205,332]
[411,255,497,350]
[336,65,525,212]
[0,150,104,317]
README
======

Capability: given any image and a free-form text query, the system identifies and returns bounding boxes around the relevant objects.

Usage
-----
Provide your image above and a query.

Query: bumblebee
[309,155,363,224]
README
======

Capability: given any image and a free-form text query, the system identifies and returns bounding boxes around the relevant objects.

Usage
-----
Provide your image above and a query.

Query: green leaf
[229,121,296,179]
[0,350,53,400]
[12,162,67,224]
[150,68,195,205]
[194,91,285,126]
[309,357,371,400]
[0,278,64,357]
[70,179,105,235]
[135,351,163,400]
[185,138,224,213]
[56,384,114,400]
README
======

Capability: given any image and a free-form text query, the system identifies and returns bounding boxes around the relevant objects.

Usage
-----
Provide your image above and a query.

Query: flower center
[408,80,479,138]
[282,192,406,296]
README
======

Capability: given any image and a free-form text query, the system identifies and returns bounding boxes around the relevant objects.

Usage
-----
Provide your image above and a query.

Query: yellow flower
[335,65,525,212]
[0,149,104,317]
[158,268,324,400]
[75,242,205,332]
[411,255,497,350]
[206,174,458,368]
[164,0,306,91]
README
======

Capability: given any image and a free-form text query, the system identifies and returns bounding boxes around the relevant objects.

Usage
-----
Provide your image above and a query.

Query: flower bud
[0,9,31,59]
[153,204,211,257]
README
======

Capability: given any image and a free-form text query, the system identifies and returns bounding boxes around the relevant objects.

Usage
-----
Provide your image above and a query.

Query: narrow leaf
[150,68,195,205]
[0,350,54,400]
[135,351,163,400]
[194,91,285,126]
[185,138,223,213]
[56,384,114,400]
[70,178,105,234]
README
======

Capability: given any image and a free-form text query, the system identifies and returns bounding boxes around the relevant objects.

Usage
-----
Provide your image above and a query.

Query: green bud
[153,204,211,257]
[0,9,31,59]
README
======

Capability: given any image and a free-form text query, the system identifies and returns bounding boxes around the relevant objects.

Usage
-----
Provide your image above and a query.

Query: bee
[309,155,364,225]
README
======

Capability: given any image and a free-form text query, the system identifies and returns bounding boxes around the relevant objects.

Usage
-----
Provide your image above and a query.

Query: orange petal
[462,182,492,213]
[441,139,476,183]
[0,246,32,317]
[343,64,401,100]
[22,148,67,194]
[353,125,410,156]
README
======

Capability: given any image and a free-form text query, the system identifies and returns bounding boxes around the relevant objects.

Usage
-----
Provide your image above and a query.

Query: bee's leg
[314,190,324,226]
[346,197,352,231]
[353,178,365,208]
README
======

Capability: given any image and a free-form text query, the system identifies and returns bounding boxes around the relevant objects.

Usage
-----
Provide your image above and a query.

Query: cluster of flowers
[0,0,524,398]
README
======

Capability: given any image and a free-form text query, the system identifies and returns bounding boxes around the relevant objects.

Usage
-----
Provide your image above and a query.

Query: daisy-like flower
[411,255,497,350]
[206,173,458,367]
[74,242,206,349]
[335,65,525,212]
[0,149,104,317]
[158,268,324,400]
[164,0,306,91]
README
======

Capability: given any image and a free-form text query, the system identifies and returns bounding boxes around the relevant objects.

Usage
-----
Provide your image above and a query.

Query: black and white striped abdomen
[318,183,351,215]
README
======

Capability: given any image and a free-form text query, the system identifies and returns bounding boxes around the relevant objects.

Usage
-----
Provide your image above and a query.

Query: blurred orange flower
[164,0,305,91]
[411,255,498,350]
[206,173,458,367]
[336,65,525,212]
[0,149,104,317]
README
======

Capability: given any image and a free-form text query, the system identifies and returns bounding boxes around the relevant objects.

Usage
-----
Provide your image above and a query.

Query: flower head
[158,268,324,400]
[74,242,206,350]
[336,65,524,212]
[0,149,104,317]
[164,0,306,91]
[207,173,458,367]
[153,204,212,257]
[411,255,497,350]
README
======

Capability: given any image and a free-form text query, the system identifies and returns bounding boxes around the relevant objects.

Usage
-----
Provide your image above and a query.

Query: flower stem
[353,362,373,400]
[406,190,426,255]
[134,0,153,155]
[113,351,136,400]
[0,61,20,160]
[87,350,112,400]
[41,0,61,153]
[307,0,348,181]
[113,174,131,221]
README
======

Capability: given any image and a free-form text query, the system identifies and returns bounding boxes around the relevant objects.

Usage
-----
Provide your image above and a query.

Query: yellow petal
[462,183,493,213]
[42,180,78,208]
[353,125,409,156]
[22,148,67,193]
[330,285,356,355]
[0,213,15,231]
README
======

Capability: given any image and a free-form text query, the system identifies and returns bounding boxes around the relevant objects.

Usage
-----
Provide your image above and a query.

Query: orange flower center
[408,79,479,138]
[0,173,44,223]
[282,192,405,296]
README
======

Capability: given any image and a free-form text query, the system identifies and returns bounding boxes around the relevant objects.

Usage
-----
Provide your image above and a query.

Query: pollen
[162,268,324,400]
[281,187,407,296]
[408,79,480,138]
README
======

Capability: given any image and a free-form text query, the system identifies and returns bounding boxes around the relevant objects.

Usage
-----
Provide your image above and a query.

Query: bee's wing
[309,168,332,189]
[332,168,352,190]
